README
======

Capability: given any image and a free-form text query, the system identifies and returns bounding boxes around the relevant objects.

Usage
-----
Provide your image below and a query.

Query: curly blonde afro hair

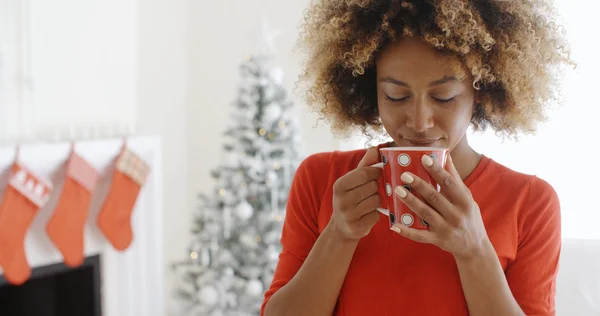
[297,0,573,138]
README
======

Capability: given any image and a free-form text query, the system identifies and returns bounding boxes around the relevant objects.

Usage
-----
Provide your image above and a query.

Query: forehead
[375,37,466,80]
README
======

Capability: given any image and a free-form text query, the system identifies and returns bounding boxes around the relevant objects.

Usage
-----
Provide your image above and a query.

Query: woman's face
[375,37,476,151]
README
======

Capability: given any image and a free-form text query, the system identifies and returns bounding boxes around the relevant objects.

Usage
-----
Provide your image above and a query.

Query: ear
[474,90,481,104]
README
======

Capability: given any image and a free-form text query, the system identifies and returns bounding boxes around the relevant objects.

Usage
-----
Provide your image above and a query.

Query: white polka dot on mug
[398,153,411,166]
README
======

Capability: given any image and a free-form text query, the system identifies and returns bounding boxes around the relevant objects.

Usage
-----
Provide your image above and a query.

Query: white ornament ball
[224,152,238,168]
[198,286,219,307]
[235,200,254,221]
[270,67,284,85]
[264,231,278,244]
[240,234,257,248]
[266,171,278,183]
[245,279,264,296]
[268,245,280,261]
[246,267,262,279]
[223,267,234,277]
[263,104,282,124]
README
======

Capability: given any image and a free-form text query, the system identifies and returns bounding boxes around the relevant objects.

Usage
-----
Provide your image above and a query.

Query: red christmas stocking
[47,151,98,267]
[0,163,52,285]
[98,147,149,251]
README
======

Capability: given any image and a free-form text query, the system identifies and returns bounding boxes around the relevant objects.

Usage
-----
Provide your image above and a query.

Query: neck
[449,135,482,180]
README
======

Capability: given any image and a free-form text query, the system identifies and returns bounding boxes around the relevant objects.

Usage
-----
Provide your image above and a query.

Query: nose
[405,98,434,133]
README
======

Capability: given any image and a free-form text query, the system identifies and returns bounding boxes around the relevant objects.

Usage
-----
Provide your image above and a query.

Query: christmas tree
[171,19,303,316]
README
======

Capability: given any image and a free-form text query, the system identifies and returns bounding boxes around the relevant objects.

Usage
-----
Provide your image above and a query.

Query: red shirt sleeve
[260,152,331,316]
[505,176,562,315]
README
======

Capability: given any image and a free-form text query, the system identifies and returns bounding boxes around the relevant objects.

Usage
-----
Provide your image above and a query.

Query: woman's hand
[329,147,383,242]
[390,154,490,260]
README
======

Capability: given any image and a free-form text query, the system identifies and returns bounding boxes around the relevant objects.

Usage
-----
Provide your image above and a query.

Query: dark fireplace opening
[0,255,102,316]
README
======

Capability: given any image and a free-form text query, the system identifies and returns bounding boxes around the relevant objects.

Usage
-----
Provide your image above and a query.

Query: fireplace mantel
[0,137,164,316]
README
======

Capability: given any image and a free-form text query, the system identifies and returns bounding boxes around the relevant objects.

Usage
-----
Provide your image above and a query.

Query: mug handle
[369,162,390,217]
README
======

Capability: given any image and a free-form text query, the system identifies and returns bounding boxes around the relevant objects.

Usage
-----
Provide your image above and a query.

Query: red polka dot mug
[371,147,448,230]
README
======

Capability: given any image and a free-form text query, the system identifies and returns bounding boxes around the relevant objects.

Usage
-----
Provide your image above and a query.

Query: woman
[262,1,572,315]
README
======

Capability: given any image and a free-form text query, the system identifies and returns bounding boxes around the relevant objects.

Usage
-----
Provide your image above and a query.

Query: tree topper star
[254,17,281,57]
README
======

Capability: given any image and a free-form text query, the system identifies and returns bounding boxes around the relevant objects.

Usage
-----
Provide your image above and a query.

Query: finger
[394,185,445,228]
[354,193,382,220]
[399,171,457,221]
[334,167,381,193]
[420,154,467,203]
[390,223,437,245]
[336,179,379,211]
[357,146,381,168]
[349,180,380,205]
[358,210,381,235]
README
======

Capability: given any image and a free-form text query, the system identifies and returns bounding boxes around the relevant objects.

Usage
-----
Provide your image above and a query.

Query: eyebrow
[379,76,459,87]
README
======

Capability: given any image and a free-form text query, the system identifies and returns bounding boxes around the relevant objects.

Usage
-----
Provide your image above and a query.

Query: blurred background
[0,0,598,315]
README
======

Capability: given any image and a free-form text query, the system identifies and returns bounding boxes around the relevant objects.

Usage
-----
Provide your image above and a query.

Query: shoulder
[482,158,536,188]
[527,175,560,204]
[523,175,561,224]
[485,158,559,202]
[481,158,560,228]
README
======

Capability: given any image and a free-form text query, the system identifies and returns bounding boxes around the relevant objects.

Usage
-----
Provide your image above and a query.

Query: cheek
[440,102,474,135]
[377,100,403,127]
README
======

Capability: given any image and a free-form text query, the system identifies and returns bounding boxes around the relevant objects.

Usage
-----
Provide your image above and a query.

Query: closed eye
[385,94,457,103]
[433,97,456,103]
[385,94,409,102]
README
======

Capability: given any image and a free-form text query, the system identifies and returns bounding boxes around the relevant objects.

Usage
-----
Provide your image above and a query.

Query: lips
[402,138,440,146]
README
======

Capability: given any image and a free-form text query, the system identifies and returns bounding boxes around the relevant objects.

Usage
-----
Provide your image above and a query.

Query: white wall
[186,0,338,231]
[27,0,138,134]
[136,0,189,301]
[0,0,137,139]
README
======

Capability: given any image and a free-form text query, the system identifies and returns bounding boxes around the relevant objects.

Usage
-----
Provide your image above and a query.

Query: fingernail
[390,225,401,233]
[401,172,414,184]
[395,185,407,198]
[422,154,434,167]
